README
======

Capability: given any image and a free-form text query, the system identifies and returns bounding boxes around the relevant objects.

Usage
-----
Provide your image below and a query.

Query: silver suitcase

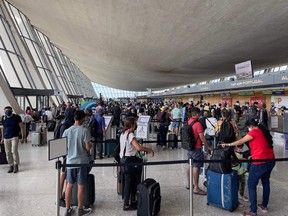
[31,132,41,146]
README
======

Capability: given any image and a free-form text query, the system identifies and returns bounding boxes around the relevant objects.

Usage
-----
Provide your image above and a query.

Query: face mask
[5,110,12,116]
[248,128,252,131]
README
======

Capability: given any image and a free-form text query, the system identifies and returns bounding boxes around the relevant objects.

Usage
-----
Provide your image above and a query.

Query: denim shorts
[172,119,181,128]
[187,148,204,168]
[66,167,88,185]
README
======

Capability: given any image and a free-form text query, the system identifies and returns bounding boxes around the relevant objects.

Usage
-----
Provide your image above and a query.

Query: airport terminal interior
[0,0,288,216]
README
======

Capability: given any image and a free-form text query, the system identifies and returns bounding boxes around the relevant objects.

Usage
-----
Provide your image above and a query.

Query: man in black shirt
[0,106,24,173]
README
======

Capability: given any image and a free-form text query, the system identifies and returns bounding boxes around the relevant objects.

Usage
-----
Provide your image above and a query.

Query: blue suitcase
[207,170,238,212]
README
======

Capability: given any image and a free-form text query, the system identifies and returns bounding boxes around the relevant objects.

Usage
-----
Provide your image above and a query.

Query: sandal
[193,189,207,195]
[241,211,257,216]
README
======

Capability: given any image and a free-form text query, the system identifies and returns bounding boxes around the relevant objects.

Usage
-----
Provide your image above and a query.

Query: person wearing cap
[1,106,24,173]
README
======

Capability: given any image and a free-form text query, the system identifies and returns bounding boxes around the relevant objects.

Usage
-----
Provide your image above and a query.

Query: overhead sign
[272,90,285,95]
[235,60,253,79]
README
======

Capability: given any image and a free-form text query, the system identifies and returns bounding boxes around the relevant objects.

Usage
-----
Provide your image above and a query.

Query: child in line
[233,144,249,203]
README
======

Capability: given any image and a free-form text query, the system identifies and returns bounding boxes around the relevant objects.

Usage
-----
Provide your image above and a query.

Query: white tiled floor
[0,132,287,216]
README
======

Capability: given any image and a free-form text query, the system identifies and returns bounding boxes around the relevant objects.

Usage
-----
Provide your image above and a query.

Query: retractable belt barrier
[55,157,288,216]
[55,129,287,215]
[59,157,288,169]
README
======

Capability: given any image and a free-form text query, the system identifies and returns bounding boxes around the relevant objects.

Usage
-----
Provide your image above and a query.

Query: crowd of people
[0,98,283,215]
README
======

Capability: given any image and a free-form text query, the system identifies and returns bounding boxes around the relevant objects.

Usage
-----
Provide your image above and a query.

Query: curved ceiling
[7,0,288,91]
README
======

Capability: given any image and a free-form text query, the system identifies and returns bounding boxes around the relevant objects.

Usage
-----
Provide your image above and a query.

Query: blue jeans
[248,161,275,213]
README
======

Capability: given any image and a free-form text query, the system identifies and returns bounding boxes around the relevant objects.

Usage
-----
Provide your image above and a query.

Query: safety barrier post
[55,160,61,216]
[189,158,193,216]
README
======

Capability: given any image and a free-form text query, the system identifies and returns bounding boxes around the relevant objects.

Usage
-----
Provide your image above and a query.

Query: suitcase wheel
[207,203,209,206]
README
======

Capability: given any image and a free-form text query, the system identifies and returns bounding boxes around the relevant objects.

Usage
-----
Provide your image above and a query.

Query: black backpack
[89,114,98,139]
[209,145,239,174]
[218,120,235,143]
[180,120,199,150]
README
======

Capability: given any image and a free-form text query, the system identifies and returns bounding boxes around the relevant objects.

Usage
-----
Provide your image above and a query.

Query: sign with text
[222,97,232,107]
[250,96,265,107]
[235,60,253,79]
[136,115,151,139]
[271,96,288,108]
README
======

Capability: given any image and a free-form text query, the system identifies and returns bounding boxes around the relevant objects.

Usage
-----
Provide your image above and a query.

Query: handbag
[121,133,143,174]
[205,134,213,140]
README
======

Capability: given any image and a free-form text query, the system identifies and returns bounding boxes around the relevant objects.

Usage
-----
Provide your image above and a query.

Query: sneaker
[13,165,18,173]
[123,205,137,211]
[241,211,257,216]
[7,166,14,173]
[240,195,249,202]
[77,207,92,216]
[257,204,269,213]
[64,206,74,216]
[59,197,66,208]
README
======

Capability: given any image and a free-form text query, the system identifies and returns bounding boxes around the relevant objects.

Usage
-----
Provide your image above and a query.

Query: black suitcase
[71,174,95,207]
[168,134,178,149]
[137,178,161,216]
[47,121,56,131]
[0,144,8,165]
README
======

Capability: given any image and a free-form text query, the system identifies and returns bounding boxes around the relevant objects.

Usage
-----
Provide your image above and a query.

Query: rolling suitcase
[40,127,47,145]
[0,144,8,165]
[168,134,177,149]
[104,139,118,157]
[71,174,95,207]
[47,121,56,131]
[137,178,161,216]
[207,170,238,212]
[31,132,41,146]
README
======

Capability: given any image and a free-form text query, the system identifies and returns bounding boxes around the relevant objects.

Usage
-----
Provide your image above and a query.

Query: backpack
[114,132,130,163]
[218,120,235,143]
[248,106,259,120]
[180,120,199,150]
[89,114,98,139]
[209,145,239,174]
[156,111,165,123]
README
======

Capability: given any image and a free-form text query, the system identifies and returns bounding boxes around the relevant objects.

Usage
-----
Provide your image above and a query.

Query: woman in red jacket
[222,118,275,216]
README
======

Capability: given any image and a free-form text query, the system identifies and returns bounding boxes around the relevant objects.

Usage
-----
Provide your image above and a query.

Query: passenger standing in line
[112,102,121,127]
[64,102,75,128]
[0,106,24,173]
[186,107,213,195]
[171,103,182,136]
[222,118,275,216]
[158,106,171,150]
[120,117,154,211]
[95,106,106,159]
[63,110,92,216]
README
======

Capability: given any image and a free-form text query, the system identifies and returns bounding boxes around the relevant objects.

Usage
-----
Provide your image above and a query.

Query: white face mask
[248,128,252,131]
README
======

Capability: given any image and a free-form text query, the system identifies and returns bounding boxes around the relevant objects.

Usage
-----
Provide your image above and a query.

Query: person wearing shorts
[186,107,213,195]
[62,110,92,216]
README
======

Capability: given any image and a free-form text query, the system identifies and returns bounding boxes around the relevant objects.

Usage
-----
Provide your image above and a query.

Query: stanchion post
[189,158,194,216]
[56,160,62,216]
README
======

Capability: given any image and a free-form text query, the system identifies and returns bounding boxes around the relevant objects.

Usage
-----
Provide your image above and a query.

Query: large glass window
[0,7,33,88]
[92,82,146,100]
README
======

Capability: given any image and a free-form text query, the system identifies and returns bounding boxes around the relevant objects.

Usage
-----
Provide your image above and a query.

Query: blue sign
[272,90,285,95]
